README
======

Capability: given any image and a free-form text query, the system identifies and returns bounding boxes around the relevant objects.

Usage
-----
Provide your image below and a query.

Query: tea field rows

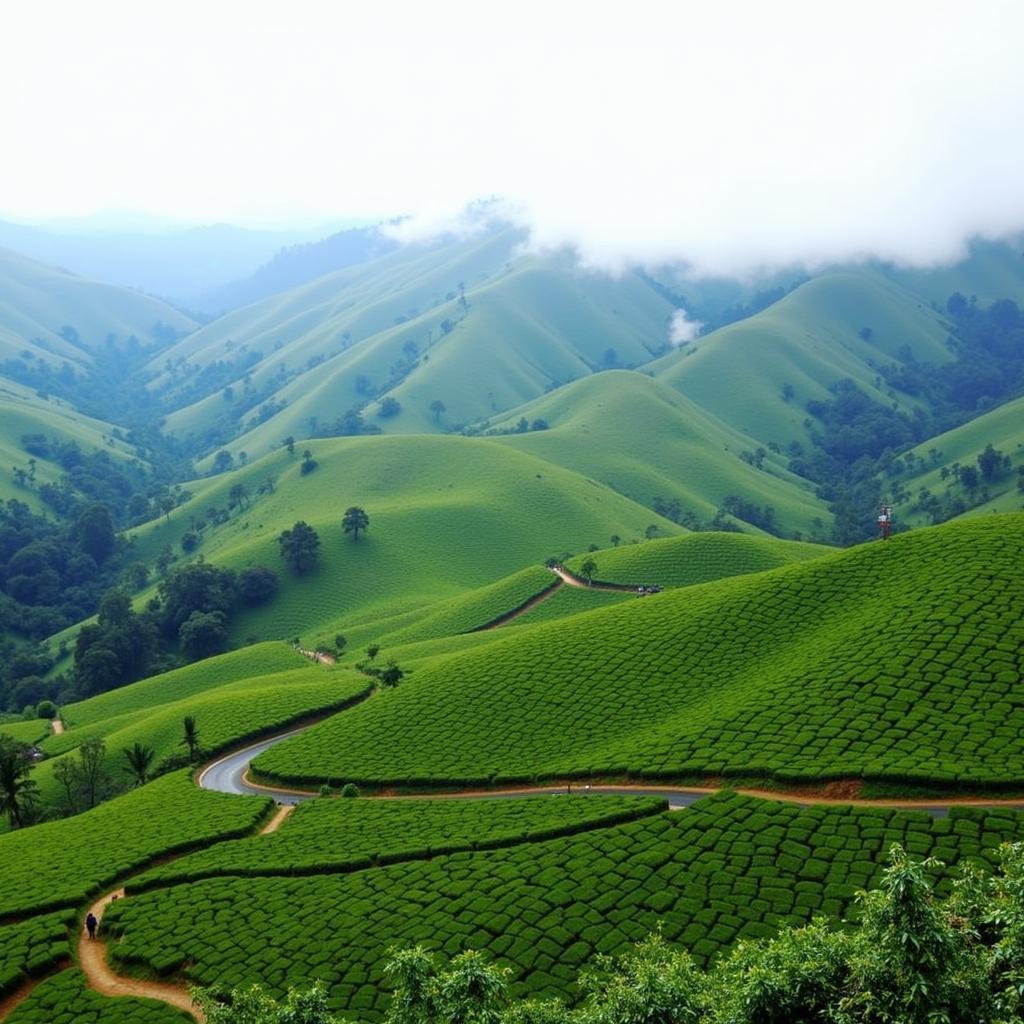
[0,913,73,1002]
[0,771,270,918]
[252,515,1024,790]
[132,794,666,889]
[103,792,1024,1019]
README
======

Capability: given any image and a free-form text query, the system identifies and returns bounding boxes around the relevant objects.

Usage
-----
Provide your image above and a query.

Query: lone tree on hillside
[342,507,369,541]
[429,399,446,423]
[122,742,154,787]
[278,521,321,573]
[379,660,405,688]
[579,558,598,585]
[181,716,201,763]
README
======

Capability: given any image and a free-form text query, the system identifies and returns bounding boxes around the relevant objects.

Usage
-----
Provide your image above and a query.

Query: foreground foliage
[194,843,1024,1023]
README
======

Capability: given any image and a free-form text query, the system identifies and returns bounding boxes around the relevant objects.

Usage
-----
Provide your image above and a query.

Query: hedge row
[253,516,1024,790]
[6,969,190,1024]
[130,795,666,891]
[104,792,1024,1021]
[0,912,73,1000]
[0,771,271,918]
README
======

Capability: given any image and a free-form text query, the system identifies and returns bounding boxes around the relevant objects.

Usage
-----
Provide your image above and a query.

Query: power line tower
[877,502,894,541]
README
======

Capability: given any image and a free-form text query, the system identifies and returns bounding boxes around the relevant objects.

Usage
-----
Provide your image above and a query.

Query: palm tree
[122,742,155,786]
[181,716,201,763]
[0,739,39,829]
[342,506,370,541]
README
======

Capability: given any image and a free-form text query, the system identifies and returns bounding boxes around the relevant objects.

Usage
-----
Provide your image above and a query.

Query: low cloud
[669,309,703,346]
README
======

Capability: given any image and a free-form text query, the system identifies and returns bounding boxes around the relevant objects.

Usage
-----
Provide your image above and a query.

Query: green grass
[493,370,830,538]
[563,532,832,589]
[651,269,953,448]
[123,436,681,647]
[0,770,270,918]
[0,719,51,744]
[6,970,191,1024]
[131,794,666,890]
[253,514,1024,790]
[0,913,74,999]
[102,792,1024,1018]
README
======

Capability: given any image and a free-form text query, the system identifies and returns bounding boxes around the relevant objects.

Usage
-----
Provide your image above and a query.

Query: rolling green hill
[489,371,830,537]
[650,268,954,448]
[253,514,1024,791]
[123,436,682,646]
[0,248,195,367]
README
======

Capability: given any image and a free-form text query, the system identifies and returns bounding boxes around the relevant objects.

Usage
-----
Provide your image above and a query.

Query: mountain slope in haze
[193,224,398,313]
[650,268,954,449]
[0,248,196,369]
[489,371,830,538]
[0,218,335,305]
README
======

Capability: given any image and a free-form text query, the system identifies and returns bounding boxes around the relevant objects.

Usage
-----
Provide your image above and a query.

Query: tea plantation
[5,971,190,1024]
[0,913,73,1001]
[564,532,831,590]
[253,515,1024,791]
[103,792,1024,1019]
[0,771,270,918]
[131,794,665,889]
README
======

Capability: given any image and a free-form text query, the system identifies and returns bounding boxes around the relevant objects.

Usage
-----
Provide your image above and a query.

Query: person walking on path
[85,912,98,940]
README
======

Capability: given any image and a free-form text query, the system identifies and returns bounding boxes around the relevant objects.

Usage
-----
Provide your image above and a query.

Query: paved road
[197,727,1024,818]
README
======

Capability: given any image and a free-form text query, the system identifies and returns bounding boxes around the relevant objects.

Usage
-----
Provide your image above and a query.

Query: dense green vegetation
[132,795,665,889]
[0,770,270,917]
[253,515,1024,791]
[104,792,1024,1018]
[0,912,73,1000]
[6,970,190,1024]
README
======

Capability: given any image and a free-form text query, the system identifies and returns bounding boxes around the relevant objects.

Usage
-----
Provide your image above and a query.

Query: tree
[579,558,597,585]
[212,450,235,474]
[181,716,201,763]
[366,644,380,661]
[430,399,446,423]
[379,660,405,688]
[610,535,621,547]
[978,443,1010,482]
[238,566,279,605]
[0,736,39,828]
[159,563,238,636]
[334,634,347,654]
[228,483,250,510]
[342,506,369,541]
[378,396,402,418]
[194,981,339,1024]
[72,502,116,564]
[278,521,321,574]
[644,524,659,540]
[301,450,318,475]
[284,436,296,456]
[76,737,109,810]
[122,742,154,786]
[179,610,229,659]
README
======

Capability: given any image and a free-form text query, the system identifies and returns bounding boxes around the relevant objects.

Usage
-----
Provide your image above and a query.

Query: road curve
[198,725,1024,818]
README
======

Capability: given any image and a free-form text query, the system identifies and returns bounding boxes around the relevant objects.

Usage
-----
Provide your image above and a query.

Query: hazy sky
[4,0,1024,273]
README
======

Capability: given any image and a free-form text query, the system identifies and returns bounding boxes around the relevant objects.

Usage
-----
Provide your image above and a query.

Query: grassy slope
[650,268,954,448]
[254,514,1024,789]
[563,532,832,589]
[0,377,142,508]
[124,436,682,647]
[0,247,195,363]
[897,394,1024,524]
[490,371,830,537]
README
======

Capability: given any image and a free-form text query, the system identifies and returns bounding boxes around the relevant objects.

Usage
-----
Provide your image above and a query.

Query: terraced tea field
[0,913,73,1002]
[0,771,270,918]
[131,794,665,889]
[253,515,1024,791]
[103,792,1024,1018]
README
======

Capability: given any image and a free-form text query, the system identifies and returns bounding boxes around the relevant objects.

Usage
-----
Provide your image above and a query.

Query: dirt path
[475,580,563,630]
[297,648,336,665]
[79,889,205,1022]
[260,804,295,834]
[50,718,64,736]
[550,565,641,593]
[0,976,50,1021]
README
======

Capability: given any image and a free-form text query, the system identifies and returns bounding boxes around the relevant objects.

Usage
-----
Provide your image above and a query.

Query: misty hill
[192,224,398,313]
[0,248,196,370]
[0,218,334,305]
